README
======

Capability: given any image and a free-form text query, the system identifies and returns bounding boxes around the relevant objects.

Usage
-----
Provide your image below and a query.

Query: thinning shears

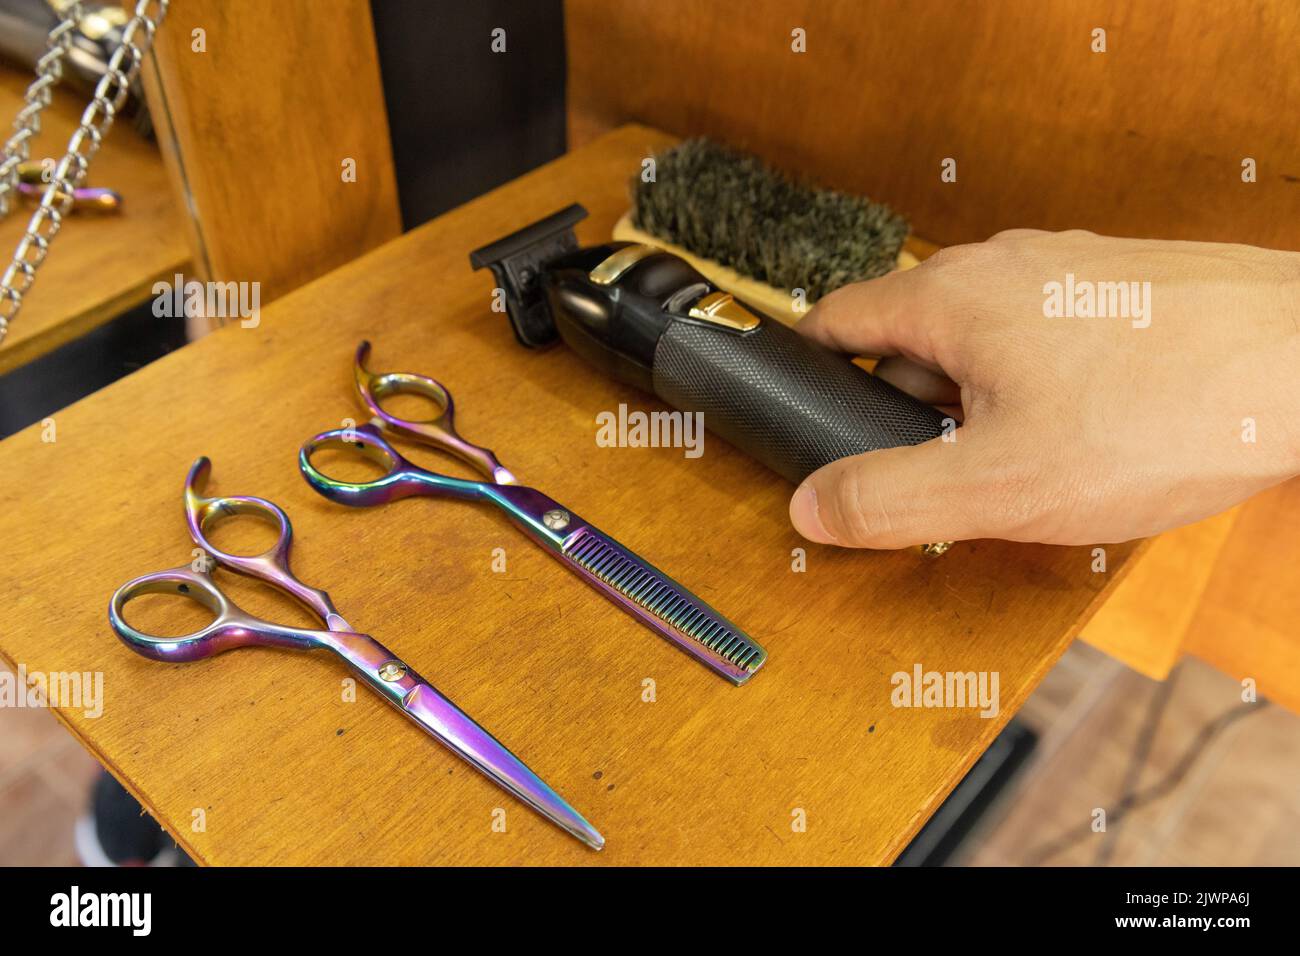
[298,341,767,684]
[107,457,604,851]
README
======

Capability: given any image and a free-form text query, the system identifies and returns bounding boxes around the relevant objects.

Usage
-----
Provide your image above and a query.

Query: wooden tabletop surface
[0,65,190,374]
[0,123,1145,865]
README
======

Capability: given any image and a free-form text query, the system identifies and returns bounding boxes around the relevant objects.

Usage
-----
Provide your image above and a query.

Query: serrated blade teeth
[563,530,767,683]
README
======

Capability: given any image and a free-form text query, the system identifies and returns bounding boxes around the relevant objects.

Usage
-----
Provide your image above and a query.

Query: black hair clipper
[470,204,947,485]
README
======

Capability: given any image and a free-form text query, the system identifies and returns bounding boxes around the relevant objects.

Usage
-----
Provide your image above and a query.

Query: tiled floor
[2,651,1298,866]
[0,682,100,866]
[961,647,1300,866]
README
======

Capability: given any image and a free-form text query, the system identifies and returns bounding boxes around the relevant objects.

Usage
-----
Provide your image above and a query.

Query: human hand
[789,230,1300,548]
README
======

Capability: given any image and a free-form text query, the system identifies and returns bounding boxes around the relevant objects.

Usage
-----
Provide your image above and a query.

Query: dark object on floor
[894,719,1038,866]
[0,302,187,439]
[85,771,194,866]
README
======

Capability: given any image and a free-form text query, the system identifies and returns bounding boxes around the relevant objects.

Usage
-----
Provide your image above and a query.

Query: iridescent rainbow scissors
[107,458,604,851]
[297,341,767,684]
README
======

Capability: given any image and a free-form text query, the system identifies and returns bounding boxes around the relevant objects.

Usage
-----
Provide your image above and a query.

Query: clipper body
[471,204,947,484]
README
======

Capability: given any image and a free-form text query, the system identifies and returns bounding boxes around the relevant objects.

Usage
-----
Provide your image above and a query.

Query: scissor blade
[400,681,605,851]
[323,630,602,850]
[557,526,766,684]
[487,485,768,685]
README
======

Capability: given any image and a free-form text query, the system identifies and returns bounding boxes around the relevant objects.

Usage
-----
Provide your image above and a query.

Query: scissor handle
[108,564,324,663]
[183,457,345,629]
[353,340,517,485]
[299,421,490,508]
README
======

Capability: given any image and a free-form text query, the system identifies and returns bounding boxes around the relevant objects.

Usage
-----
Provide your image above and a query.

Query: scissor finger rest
[184,456,345,627]
[354,340,516,484]
[185,457,294,567]
[299,422,486,506]
[355,340,454,431]
[108,566,322,663]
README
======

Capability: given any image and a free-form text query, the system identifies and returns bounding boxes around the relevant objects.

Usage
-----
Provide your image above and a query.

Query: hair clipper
[470,204,947,484]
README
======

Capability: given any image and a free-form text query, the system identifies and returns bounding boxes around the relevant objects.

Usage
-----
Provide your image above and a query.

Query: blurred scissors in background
[14,161,121,213]
[298,341,767,685]
[107,457,604,851]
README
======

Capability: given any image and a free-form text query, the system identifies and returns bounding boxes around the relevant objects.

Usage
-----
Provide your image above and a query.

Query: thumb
[788,431,994,549]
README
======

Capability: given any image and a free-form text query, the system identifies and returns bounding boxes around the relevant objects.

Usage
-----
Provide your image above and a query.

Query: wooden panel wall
[566,0,1300,249]
[141,0,401,301]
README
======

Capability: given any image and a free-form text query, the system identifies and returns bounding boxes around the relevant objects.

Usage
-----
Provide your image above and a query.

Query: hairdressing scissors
[107,457,604,851]
[297,341,768,685]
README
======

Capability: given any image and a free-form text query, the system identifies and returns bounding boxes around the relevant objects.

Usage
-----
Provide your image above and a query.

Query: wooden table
[0,124,1146,865]
[0,66,190,374]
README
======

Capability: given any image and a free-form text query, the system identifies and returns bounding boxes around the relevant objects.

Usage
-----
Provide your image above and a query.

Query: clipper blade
[469,203,588,349]
[561,527,766,684]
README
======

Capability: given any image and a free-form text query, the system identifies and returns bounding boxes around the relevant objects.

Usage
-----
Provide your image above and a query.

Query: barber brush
[616,138,923,325]
[470,141,950,549]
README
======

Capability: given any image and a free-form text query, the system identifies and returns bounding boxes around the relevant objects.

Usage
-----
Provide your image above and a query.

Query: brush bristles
[630,138,909,302]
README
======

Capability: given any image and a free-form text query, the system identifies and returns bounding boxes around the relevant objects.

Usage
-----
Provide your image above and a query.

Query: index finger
[797,260,958,378]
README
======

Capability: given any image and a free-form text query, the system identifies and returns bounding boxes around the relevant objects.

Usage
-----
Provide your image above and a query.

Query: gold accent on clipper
[687,291,761,332]
[588,244,659,285]
[921,541,953,556]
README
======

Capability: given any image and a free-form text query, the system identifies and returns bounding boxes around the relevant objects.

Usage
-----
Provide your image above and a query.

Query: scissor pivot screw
[378,661,407,682]
[542,509,570,531]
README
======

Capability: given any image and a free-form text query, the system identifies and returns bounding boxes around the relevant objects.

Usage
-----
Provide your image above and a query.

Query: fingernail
[790,483,835,544]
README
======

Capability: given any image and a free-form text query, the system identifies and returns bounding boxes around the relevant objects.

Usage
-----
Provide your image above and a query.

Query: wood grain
[0,124,1145,865]
[0,66,189,373]
[1182,480,1300,714]
[140,0,401,302]
[1078,483,1299,712]
[566,0,1300,251]
[1080,508,1242,680]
